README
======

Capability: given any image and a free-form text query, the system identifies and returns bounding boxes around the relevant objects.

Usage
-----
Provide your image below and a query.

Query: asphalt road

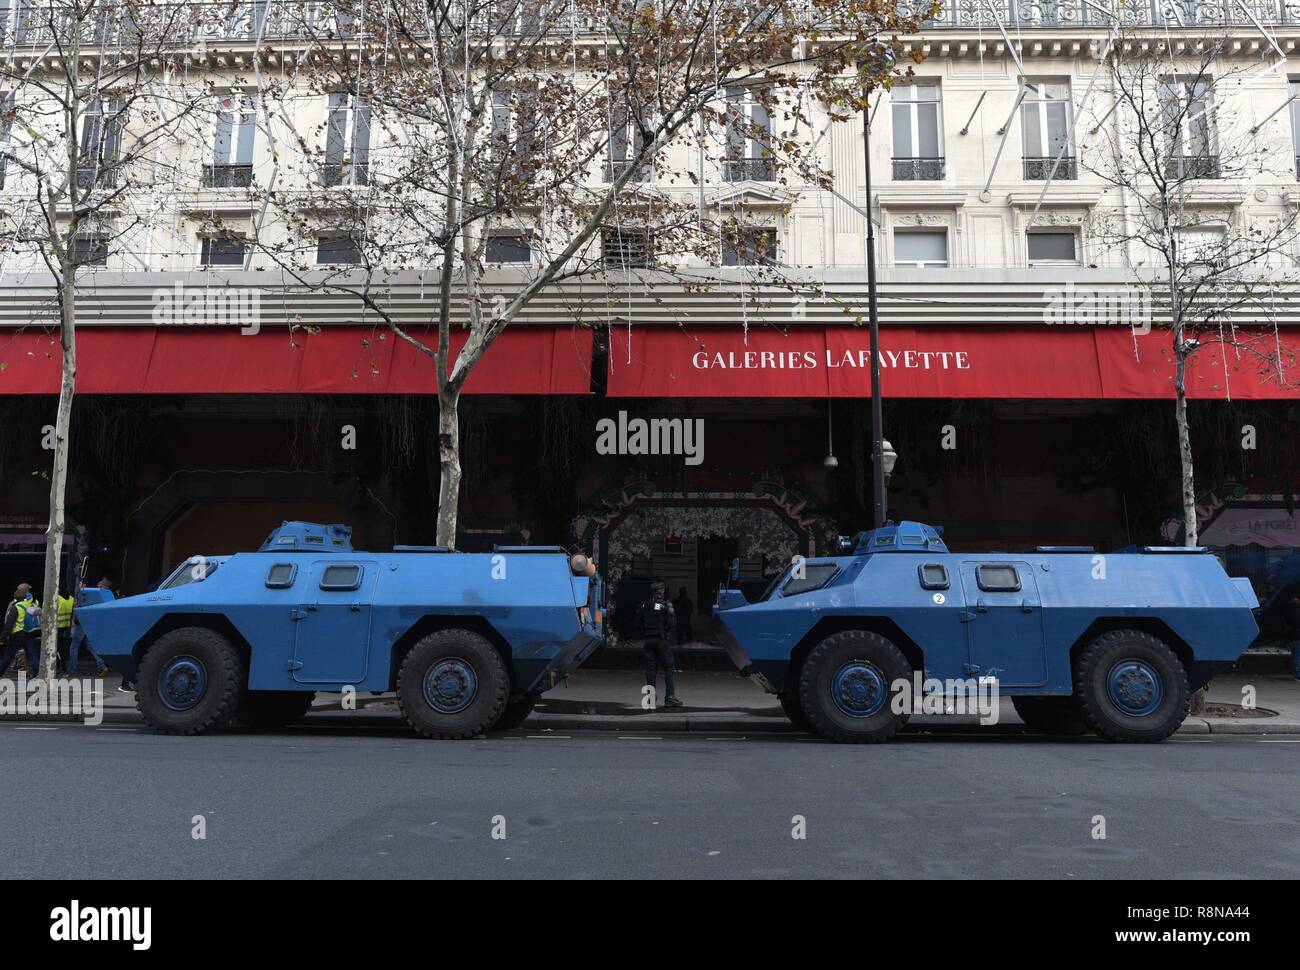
[3,722,1298,879]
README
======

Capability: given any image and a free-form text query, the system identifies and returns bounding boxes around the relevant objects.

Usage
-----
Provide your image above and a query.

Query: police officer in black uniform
[637,580,682,707]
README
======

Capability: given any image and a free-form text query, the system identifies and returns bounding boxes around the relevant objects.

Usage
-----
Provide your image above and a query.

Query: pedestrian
[55,588,75,676]
[67,580,111,678]
[637,580,681,708]
[1,583,43,678]
[673,586,693,645]
[94,578,135,692]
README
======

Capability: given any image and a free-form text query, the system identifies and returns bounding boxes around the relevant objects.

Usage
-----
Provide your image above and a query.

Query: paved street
[3,722,1298,880]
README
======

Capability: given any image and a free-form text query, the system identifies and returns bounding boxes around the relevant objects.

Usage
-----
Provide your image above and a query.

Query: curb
[5,709,1300,736]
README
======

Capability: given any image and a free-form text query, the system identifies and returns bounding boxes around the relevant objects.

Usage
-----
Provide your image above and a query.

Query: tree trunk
[435,385,462,548]
[39,271,76,684]
[1174,368,1197,547]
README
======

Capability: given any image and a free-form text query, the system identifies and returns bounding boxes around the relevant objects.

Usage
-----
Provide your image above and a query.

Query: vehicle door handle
[1021,599,1036,613]
[975,598,988,613]
[290,609,307,622]
[350,601,361,612]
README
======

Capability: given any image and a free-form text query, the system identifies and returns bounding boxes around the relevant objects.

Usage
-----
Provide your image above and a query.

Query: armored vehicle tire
[492,694,540,732]
[397,629,510,739]
[798,630,912,743]
[1073,629,1190,743]
[1011,696,1090,736]
[136,627,247,736]
[778,692,812,732]
[240,691,316,729]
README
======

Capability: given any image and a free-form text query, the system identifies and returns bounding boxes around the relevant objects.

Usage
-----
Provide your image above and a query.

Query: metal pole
[862,84,886,529]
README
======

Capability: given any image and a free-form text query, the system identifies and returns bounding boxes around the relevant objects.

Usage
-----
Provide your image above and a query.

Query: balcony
[1024,156,1078,180]
[321,161,370,187]
[606,159,649,183]
[892,157,946,181]
[723,157,775,182]
[75,166,117,190]
[1165,155,1220,179]
[202,163,254,188]
[898,0,1300,28]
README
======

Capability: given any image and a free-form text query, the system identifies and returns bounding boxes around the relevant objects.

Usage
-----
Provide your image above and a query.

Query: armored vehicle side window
[782,564,838,597]
[320,564,363,591]
[976,564,1021,592]
[265,563,297,589]
[918,563,949,590]
[161,558,219,589]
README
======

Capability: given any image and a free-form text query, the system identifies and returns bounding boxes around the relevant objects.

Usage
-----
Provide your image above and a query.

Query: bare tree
[226,0,928,546]
[0,0,207,682]
[1082,38,1300,546]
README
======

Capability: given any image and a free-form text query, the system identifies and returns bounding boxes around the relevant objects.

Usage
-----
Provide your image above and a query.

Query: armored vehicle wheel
[798,630,911,743]
[778,692,811,732]
[240,691,315,729]
[1011,696,1089,736]
[397,629,509,739]
[136,627,247,736]
[1073,629,1190,743]
[492,694,539,732]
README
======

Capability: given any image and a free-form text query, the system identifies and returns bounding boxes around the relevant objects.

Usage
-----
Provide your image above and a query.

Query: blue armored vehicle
[75,522,604,739]
[713,521,1259,743]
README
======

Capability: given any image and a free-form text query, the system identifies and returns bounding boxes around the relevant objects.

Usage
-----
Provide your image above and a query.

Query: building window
[324,92,370,186]
[721,227,777,266]
[78,97,122,189]
[893,229,947,268]
[1291,79,1300,177]
[205,95,256,188]
[73,234,110,267]
[201,234,246,267]
[316,234,361,264]
[606,98,647,182]
[1027,230,1078,265]
[724,86,774,182]
[486,234,531,263]
[1021,79,1075,180]
[1160,77,1218,179]
[891,82,944,181]
[490,86,537,178]
[602,227,653,269]
[1176,226,1226,266]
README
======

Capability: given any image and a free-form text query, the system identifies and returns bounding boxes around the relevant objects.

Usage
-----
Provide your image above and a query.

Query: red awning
[607,325,1300,399]
[0,326,594,395]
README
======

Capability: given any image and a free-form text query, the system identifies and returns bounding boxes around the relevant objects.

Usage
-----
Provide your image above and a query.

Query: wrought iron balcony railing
[899,0,1300,28]
[606,159,649,183]
[1165,154,1220,179]
[4,1,1300,50]
[321,160,370,187]
[1024,156,1078,180]
[892,157,945,181]
[203,163,254,188]
[723,156,775,182]
[75,165,117,190]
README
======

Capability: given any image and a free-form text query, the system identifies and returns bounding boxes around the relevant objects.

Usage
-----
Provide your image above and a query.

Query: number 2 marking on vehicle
[932,593,945,605]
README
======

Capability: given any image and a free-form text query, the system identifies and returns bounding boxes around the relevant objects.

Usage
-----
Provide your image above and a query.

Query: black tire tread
[136,626,246,736]
[397,629,510,739]
[798,629,911,744]
[778,692,811,732]
[1073,628,1189,743]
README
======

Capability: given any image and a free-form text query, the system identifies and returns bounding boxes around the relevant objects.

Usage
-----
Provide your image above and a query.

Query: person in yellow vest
[1,583,43,677]
[55,590,75,676]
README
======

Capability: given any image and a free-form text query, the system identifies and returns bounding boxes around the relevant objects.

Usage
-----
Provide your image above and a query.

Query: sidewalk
[13,666,1298,736]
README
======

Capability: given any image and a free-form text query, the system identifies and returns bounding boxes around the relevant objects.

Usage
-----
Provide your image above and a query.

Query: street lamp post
[861,83,888,528]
